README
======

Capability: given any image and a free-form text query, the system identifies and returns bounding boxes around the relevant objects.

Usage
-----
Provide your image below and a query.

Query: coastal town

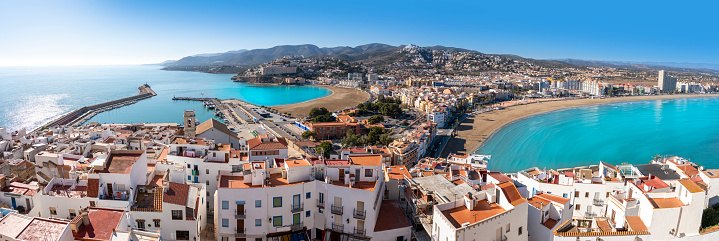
[2,47,719,241]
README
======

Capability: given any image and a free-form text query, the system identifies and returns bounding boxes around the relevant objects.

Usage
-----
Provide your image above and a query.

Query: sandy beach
[441,94,719,156]
[273,86,370,118]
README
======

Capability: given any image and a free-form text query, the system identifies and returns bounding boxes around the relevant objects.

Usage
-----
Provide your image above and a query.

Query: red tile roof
[74,207,124,240]
[163,182,189,206]
[248,137,288,150]
[488,172,512,182]
[497,181,527,206]
[374,200,411,232]
[87,179,99,197]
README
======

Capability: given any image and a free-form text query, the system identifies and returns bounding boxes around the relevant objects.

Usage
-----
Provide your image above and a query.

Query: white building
[0,212,73,241]
[431,181,529,241]
[214,154,411,241]
[131,181,208,241]
[196,119,242,149]
[247,135,288,163]
[427,107,448,128]
[658,70,677,92]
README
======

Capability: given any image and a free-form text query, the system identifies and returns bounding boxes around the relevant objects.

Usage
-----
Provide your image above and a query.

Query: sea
[0,65,331,131]
[476,97,719,172]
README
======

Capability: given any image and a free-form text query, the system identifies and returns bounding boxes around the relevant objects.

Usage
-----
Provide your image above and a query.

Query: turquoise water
[476,97,719,172]
[0,65,330,131]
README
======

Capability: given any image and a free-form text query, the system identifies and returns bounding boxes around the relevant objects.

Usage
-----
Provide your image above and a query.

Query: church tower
[184,110,196,138]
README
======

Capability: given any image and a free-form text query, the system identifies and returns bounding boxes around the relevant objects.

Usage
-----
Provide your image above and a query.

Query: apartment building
[131,181,208,241]
[432,181,529,241]
[214,154,411,241]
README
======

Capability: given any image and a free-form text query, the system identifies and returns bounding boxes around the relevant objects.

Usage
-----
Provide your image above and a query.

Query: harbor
[31,84,157,133]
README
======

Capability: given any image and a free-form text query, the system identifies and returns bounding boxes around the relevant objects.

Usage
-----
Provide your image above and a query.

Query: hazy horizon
[2,0,718,66]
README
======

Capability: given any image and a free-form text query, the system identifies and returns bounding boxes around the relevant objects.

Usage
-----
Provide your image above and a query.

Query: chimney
[82,211,90,226]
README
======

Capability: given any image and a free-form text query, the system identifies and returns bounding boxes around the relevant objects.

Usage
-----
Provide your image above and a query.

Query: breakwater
[33,84,157,132]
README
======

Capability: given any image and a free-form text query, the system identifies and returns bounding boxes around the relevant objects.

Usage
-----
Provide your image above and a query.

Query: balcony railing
[331,205,343,215]
[353,208,366,220]
[235,208,246,219]
[317,200,325,208]
[353,228,367,237]
[331,223,344,233]
[593,198,605,206]
[291,222,304,231]
[235,228,247,236]
[584,211,595,218]
[291,203,304,213]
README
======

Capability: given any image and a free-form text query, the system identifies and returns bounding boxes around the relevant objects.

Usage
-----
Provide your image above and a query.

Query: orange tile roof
[703,169,719,178]
[248,137,288,150]
[87,179,99,197]
[285,158,311,168]
[497,181,527,206]
[163,182,189,206]
[196,119,239,139]
[648,197,684,209]
[625,216,648,231]
[349,154,382,166]
[441,200,506,228]
[678,179,704,193]
[387,165,411,180]
[536,193,570,205]
[543,218,558,229]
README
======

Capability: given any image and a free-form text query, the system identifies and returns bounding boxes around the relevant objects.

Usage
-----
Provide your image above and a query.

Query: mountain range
[161,43,719,75]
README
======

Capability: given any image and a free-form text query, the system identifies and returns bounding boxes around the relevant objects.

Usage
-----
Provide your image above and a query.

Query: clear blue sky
[1,0,717,66]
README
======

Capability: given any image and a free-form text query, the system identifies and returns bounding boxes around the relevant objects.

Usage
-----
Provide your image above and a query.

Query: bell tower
[184,110,196,138]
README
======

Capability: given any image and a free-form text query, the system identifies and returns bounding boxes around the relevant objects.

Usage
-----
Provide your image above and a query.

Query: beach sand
[273,86,370,118]
[441,94,719,157]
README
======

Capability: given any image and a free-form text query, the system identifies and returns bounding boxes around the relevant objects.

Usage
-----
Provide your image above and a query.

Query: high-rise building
[658,70,677,92]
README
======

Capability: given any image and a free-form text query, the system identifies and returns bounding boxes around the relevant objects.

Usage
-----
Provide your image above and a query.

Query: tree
[316,141,333,158]
[367,115,384,124]
[309,107,330,118]
[378,134,394,146]
[301,131,317,140]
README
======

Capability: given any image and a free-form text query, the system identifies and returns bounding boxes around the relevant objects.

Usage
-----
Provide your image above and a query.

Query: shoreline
[441,94,719,157]
[273,85,370,118]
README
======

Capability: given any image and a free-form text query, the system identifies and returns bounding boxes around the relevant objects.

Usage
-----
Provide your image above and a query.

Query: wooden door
[339,169,345,182]
[237,219,244,233]
[237,204,244,215]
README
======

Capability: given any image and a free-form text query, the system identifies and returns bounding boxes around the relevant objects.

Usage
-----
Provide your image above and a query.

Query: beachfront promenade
[33,84,157,133]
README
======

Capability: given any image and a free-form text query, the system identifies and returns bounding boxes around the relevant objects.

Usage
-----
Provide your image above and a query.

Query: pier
[33,84,157,133]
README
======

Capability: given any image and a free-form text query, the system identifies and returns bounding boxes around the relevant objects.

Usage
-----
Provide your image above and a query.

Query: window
[563,193,568,198]
[89,201,96,207]
[576,204,581,211]
[154,219,161,228]
[506,223,510,232]
[306,210,311,217]
[293,213,300,225]
[518,226,523,235]
[575,191,579,197]
[222,201,229,210]
[606,192,610,198]
[256,238,262,241]
[137,220,145,230]
[273,216,282,227]
[176,231,190,240]
[222,219,229,227]
[306,192,311,199]
[206,169,210,174]
[365,169,373,177]
[255,219,262,226]
[255,200,262,207]
[319,193,324,204]
[172,210,183,220]
[273,197,282,207]
[49,207,57,215]
[69,209,76,218]
[585,192,589,198]
[206,180,209,185]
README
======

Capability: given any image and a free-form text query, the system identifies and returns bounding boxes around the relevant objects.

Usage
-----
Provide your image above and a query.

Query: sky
[0,0,717,66]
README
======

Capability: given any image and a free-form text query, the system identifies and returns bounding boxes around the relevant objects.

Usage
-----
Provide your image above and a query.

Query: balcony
[291,222,304,232]
[291,203,304,213]
[331,205,343,215]
[235,208,246,219]
[353,228,367,237]
[234,228,247,237]
[317,200,325,208]
[593,198,605,206]
[331,223,344,233]
[584,211,595,219]
[353,209,366,220]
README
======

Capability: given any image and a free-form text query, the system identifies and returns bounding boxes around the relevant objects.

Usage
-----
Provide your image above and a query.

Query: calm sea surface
[0,65,330,131]
[476,97,719,172]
